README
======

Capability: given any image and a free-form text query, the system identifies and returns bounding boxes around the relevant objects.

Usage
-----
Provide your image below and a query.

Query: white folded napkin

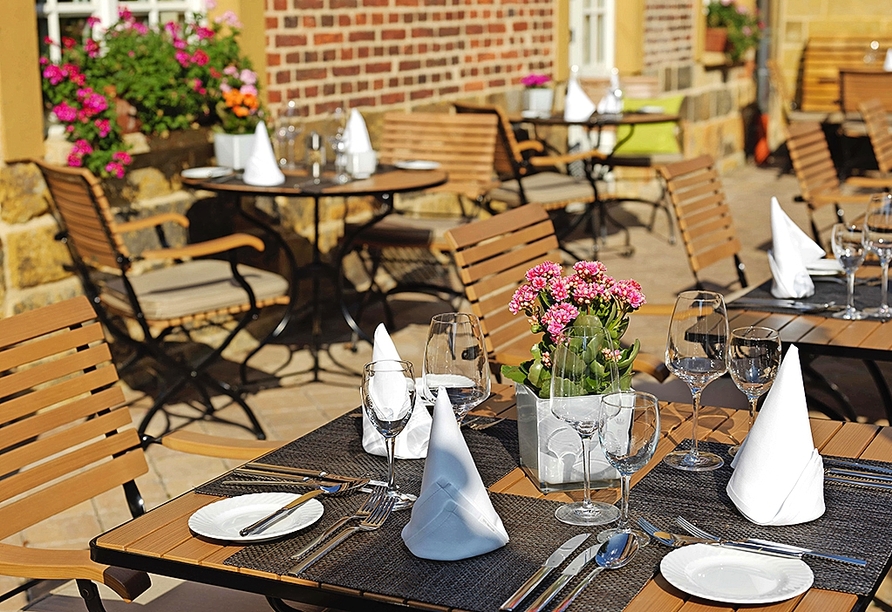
[884,48,892,72]
[361,324,431,459]
[401,388,509,560]
[563,74,596,122]
[597,70,623,114]
[242,122,285,186]
[343,109,372,154]
[768,197,824,298]
[727,345,825,526]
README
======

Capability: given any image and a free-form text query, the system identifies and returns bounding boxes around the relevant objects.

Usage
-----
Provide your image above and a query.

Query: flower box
[213,132,255,170]
[705,27,729,53]
[522,88,554,118]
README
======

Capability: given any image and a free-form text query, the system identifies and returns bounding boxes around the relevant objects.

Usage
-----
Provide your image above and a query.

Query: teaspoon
[551,531,639,612]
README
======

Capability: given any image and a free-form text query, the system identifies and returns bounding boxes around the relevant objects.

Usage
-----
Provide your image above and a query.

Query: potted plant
[212,65,264,170]
[521,73,554,118]
[705,0,764,62]
[502,260,646,492]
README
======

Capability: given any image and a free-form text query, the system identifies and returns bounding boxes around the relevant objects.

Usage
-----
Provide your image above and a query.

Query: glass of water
[831,223,867,320]
[863,193,892,320]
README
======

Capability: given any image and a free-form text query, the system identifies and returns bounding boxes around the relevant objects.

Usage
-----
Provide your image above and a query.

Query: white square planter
[213,132,255,170]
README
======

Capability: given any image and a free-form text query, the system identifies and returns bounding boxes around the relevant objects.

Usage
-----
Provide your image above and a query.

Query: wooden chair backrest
[785,121,842,207]
[766,58,797,115]
[860,98,892,174]
[453,102,525,178]
[839,70,892,115]
[444,204,559,358]
[34,159,129,270]
[658,155,743,284]
[800,36,892,112]
[0,296,147,540]
[377,112,498,197]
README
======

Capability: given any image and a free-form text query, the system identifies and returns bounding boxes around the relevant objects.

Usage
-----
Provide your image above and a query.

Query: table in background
[183,167,447,381]
[91,382,891,612]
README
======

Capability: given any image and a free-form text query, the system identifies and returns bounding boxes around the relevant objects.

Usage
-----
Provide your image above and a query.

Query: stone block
[127,167,173,201]
[5,218,72,289]
[9,277,81,316]
[0,162,49,224]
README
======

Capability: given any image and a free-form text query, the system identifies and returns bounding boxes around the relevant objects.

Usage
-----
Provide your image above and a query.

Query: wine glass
[863,193,892,320]
[597,390,660,546]
[274,99,303,169]
[727,326,781,456]
[549,325,621,526]
[422,313,491,423]
[663,290,729,471]
[361,359,417,502]
[831,223,867,320]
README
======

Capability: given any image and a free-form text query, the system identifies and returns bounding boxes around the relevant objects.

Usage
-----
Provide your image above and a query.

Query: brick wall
[642,0,695,70]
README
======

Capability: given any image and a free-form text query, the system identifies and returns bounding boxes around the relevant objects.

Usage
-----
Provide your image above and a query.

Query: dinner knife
[500,533,590,611]
[238,489,324,537]
[522,542,601,612]
[823,458,892,476]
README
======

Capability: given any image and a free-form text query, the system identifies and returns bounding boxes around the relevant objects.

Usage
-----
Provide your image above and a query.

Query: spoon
[551,532,639,612]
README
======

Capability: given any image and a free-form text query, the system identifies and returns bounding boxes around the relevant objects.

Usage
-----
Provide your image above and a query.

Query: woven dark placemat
[731,277,883,317]
[632,440,892,597]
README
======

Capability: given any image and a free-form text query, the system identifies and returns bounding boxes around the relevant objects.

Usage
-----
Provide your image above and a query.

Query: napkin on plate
[242,122,285,186]
[564,73,597,122]
[401,388,509,560]
[361,324,431,459]
[343,109,372,154]
[768,197,825,298]
[727,345,825,526]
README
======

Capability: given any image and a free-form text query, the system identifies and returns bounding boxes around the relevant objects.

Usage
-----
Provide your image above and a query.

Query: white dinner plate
[188,492,324,543]
[181,166,234,180]
[395,160,441,171]
[637,105,666,114]
[660,544,814,604]
[807,259,844,276]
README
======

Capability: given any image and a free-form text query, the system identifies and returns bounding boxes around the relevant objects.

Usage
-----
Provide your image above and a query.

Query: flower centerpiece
[521,73,552,89]
[520,72,554,118]
[705,0,764,62]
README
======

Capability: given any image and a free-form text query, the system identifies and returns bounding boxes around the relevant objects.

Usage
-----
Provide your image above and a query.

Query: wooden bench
[799,35,892,113]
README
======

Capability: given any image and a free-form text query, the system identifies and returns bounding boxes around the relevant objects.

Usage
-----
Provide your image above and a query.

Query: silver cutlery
[730,297,839,313]
[522,543,603,612]
[675,516,867,567]
[823,457,892,476]
[290,487,386,560]
[500,533,590,611]
[241,463,366,482]
[221,478,386,488]
[826,476,892,491]
[826,467,892,483]
[636,518,799,559]
[551,532,638,612]
[467,417,507,431]
[289,494,397,575]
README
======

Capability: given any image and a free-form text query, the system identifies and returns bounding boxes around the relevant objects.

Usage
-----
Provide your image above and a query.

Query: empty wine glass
[863,193,892,320]
[549,325,621,526]
[727,326,781,456]
[663,290,729,472]
[831,223,867,320]
[274,99,303,169]
[597,390,660,546]
[422,313,491,423]
[361,359,417,502]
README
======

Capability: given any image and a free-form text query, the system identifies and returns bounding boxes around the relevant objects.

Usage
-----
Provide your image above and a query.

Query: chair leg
[76,580,108,612]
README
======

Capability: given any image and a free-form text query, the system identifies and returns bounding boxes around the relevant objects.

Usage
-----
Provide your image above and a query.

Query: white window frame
[568,0,616,77]
[37,0,205,62]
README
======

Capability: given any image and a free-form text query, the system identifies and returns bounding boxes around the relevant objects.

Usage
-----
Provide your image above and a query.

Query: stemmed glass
[274,99,303,169]
[422,313,491,423]
[597,390,660,546]
[831,223,867,320]
[361,359,417,502]
[727,326,781,456]
[663,290,729,471]
[863,193,892,320]
[549,326,621,526]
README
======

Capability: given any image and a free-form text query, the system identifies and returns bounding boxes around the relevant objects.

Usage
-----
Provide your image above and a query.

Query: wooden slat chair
[784,121,890,244]
[444,204,668,382]
[657,155,748,291]
[452,102,628,257]
[859,98,892,176]
[0,295,280,611]
[339,111,498,340]
[34,159,292,444]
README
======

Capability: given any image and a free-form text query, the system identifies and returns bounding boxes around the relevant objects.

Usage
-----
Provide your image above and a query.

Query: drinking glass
[663,290,729,471]
[422,313,491,423]
[361,359,417,502]
[727,326,781,456]
[274,99,303,169]
[831,223,867,320]
[597,391,660,546]
[549,326,621,526]
[863,193,892,320]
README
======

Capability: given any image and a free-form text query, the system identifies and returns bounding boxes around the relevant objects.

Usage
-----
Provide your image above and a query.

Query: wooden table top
[92,383,892,611]
[510,111,680,127]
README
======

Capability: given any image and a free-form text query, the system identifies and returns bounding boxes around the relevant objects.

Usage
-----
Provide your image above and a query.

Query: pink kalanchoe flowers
[521,73,552,88]
[541,303,580,337]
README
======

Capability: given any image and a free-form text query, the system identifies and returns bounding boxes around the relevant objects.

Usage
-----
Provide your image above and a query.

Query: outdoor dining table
[91,382,892,612]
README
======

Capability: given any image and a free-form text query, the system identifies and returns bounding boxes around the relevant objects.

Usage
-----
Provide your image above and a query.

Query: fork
[675,516,866,566]
[465,417,506,431]
[637,518,799,558]
[289,494,397,575]
[290,487,386,559]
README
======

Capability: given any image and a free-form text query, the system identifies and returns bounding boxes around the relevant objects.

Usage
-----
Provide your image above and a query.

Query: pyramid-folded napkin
[768,197,824,298]
[242,122,285,186]
[343,109,372,154]
[885,49,892,72]
[727,345,825,526]
[564,75,596,122]
[361,324,431,459]
[401,389,509,560]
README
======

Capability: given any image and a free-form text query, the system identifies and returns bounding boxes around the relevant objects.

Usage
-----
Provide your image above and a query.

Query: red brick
[275,34,305,46]
[294,0,324,7]
[350,31,376,42]
[382,29,406,40]
[381,92,406,105]
[273,0,286,9]
[313,32,344,44]
[267,53,282,67]
[366,62,392,73]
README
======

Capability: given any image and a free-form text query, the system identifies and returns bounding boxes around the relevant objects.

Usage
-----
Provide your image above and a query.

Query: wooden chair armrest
[0,544,150,602]
[516,140,545,154]
[810,192,876,207]
[843,176,892,190]
[141,233,266,260]
[632,352,671,383]
[528,148,607,167]
[115,213,190,234]
[161,430,282,460]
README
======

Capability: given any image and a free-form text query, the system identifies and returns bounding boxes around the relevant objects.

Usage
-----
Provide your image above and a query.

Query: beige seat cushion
[102,259,289,321]
[490,172,596,210]
[349,214,472,250]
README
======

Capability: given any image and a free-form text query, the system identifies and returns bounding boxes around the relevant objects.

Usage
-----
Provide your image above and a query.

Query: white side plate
[395,160,441,170]
[660,544,814,604]
[181,166,234,180]
[807,259,844,276]
[188,492,324,543]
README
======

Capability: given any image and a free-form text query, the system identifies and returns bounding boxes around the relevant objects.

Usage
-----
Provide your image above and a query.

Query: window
[37,0,204,61]
[568,0,616,76]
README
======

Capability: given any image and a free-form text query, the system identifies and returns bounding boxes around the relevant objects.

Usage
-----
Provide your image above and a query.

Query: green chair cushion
[614,94,685,155]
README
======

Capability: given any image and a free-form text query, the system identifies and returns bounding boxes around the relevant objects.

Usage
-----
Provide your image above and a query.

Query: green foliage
[706,0,764,62]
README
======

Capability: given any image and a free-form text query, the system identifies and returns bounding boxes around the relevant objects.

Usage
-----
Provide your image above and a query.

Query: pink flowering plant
[521,73,552,88]
[503,260,646,398]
